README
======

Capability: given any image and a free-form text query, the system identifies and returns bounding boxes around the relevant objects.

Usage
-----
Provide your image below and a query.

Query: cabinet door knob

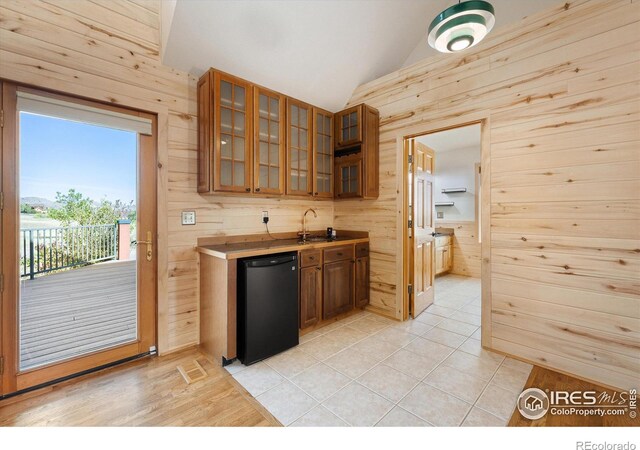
[309,256,314,260]
[316,266,321,271]
[255,188,261,192]
[245,188,250,192]
[314,192,318,195]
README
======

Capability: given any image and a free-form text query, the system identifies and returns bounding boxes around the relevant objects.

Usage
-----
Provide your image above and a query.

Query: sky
[19,112,137,204]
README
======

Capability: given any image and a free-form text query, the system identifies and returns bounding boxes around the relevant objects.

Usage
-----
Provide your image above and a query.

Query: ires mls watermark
[517,387,637,420]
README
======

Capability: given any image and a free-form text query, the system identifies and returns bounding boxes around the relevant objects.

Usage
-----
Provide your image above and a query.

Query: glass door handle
[137,231,153,261]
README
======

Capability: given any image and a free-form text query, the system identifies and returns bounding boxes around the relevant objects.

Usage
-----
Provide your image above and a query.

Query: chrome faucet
[299,208,317,241]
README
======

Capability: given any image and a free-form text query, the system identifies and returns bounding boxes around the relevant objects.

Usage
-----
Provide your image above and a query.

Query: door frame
[397,114,492,348]
[0,81,158,395]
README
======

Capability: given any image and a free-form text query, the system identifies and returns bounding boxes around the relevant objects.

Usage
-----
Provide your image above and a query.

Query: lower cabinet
[300,265,322,329]
[299,242,369,329]
[435,236,453,275]
[354,256,369,308]
[323,259,354,320]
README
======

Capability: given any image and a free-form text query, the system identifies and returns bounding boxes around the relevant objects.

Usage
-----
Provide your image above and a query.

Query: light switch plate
[181,211,196,225]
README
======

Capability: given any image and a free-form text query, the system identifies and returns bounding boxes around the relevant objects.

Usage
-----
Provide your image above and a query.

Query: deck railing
[20,224,118,279]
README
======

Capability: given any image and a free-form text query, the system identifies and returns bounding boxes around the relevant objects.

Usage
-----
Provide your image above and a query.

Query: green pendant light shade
[428,1,495,53]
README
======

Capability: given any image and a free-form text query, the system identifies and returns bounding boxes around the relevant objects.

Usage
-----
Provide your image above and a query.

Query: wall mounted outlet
[181,211,196,225]
[262,211,269,224]
[437,211,444,219]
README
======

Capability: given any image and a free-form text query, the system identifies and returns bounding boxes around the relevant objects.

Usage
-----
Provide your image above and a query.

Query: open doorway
[1,83,157,395]
[403,122,486,347]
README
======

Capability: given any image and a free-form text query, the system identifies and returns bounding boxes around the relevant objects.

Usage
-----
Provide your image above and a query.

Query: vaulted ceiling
[163,0,562,111]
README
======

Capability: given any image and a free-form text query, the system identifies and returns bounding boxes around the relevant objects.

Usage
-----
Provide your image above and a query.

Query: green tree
[48,189,134,226]
[20,203,36,214]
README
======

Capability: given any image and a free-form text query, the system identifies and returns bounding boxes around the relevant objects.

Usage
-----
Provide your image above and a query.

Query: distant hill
[20,197,61,210]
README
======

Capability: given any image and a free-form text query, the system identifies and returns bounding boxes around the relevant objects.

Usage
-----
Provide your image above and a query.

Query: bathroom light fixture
[428,0,495,53]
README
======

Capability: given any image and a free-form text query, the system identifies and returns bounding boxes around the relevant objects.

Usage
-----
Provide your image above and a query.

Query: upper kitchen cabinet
[333,103,379,199]
[253,86,285,195]
[286,98,313,196]
[197,69,253,193]
[335,105,362,149]
[312,108,333,199]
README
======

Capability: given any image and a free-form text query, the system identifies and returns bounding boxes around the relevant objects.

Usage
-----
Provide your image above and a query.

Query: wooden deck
[19,260,137,371]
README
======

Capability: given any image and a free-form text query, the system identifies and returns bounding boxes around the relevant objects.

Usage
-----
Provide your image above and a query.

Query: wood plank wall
[0,0,333,354]
[336,0,640,389]
[437,222,481,278]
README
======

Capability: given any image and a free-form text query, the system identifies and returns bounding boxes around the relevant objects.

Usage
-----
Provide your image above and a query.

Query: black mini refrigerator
[237,252,299,365]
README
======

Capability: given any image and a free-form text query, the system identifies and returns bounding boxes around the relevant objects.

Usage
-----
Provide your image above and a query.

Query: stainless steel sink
[297,236,332,244]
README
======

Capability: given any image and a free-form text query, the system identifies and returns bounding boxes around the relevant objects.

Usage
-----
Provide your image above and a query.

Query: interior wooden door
[410,140,435,318]
[0,84,157,394]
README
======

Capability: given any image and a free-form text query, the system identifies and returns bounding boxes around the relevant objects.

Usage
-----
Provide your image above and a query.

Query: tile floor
[226,274,533,427]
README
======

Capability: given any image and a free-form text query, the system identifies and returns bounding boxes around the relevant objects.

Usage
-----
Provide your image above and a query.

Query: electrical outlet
[262,211,269,224]
[437,211,444,219]
[181,211,196,225]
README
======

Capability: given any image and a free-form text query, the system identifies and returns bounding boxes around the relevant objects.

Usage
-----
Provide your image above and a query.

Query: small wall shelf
[435,202,455,207]
[441,188,467,193]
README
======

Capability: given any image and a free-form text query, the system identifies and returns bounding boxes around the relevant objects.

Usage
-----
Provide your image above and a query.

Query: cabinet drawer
[323,245,354,263]
[300,249,322,268]
[355,242,369,258]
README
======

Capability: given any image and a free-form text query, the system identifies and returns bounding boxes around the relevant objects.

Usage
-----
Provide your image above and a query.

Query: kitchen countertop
[435,227,454,237]
[197,234,369,260]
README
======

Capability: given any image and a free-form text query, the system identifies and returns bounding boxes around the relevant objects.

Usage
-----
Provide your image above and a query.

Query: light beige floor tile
[458,337,483,356]
[442,350,501,381]
[256,380,318,426]
[316,320,348,334]
[423,365,489,403]
[291,363,351,401]
[224,359,248,375]
[323,382,394,427]
[348,317,390,334]
[366,313,397,325]
[450,311,482,327]
[351,335,402,361]
[382,349,440,379]
[436,318,478,337]
[375,406,431,427]
[299,334,348,361]
[399,383,472,426]
[357,364,419,402]
[299,329,323,344]
[491,364,531,393]
[461,304,482,315]
[264,347,319,378]
[501,357,534,375]
[325,347,380,378]
[232,362,284,397]
[391,318,434,336]
[422,327,467,348]
[471,327,482,340]
[403,337,455,362]
[414,311,444,326]
[462,407,508,427]
[476,382,519,420]
[373,327,417,347]
[324,325,369,347]
[290,405,349,427]
[425,304,458,318]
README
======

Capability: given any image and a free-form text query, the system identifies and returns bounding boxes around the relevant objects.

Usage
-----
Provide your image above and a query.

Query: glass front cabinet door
[286,98,313,196]
[312,108,333,199]
[215,72,253,192]
[253,86,285,195]
[335,159,362,198]
[334,105,362,149]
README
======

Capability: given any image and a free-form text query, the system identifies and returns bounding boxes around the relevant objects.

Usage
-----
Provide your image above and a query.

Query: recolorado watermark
[576,443,636,450]
[517,387,637,421]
